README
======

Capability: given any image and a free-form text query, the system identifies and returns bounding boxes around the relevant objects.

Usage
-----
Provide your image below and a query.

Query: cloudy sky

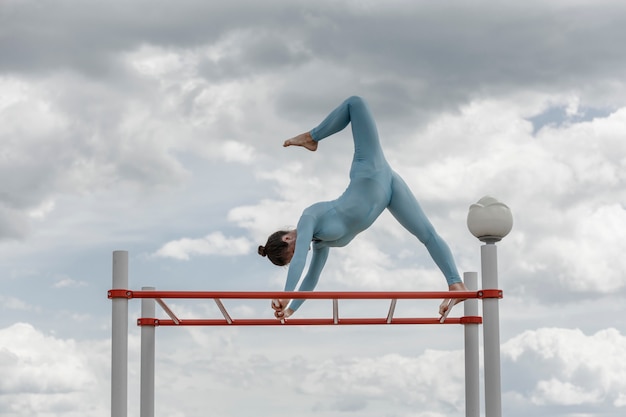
[2,0,626,416]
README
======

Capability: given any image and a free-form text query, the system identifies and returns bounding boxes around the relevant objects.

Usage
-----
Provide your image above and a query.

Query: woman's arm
[273,243,329,319]
[288,244,329,312]
[276,214,330,315]
[283,215,316,292]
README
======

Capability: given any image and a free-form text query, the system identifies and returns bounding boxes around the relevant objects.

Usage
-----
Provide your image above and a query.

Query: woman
[258,96,467,320]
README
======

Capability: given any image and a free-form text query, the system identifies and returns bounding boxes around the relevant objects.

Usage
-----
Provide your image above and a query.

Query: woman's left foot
[283,132,317,151]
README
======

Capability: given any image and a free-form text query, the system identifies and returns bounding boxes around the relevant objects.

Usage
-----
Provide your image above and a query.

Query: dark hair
[258,230,290,266]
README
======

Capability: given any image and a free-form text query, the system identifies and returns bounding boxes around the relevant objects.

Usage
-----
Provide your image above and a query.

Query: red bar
[137,316,483,326]
[113,290,482,300]
[120,290,490,327]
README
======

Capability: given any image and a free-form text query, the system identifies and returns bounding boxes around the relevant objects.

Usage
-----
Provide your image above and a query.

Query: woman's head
[258,230,295,266]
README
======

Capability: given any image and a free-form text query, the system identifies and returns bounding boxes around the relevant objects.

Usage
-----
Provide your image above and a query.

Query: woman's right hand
[274,307,294,320]
[438,282,469,317]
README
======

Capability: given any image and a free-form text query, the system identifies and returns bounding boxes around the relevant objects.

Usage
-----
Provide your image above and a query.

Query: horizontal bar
[110,290,488,300]
[137,316,483,326]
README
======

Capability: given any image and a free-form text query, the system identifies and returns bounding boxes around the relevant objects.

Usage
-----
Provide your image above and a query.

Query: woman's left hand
[271,299,290,311]
[271,299,292,319]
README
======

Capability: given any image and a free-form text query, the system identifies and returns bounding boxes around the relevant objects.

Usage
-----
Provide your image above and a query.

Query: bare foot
[283,132,318,151]
[439,282,469,317]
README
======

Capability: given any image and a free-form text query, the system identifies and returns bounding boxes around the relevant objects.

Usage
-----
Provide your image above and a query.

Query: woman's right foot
[283,132,318,151]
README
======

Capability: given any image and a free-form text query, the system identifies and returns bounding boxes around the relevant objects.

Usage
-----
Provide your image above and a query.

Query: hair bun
[258,245,267,257]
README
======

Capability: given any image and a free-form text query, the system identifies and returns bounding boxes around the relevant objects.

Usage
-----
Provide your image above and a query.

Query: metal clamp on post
[137,318,160,326]
[108,289,134,299]
[477,289,503,299]
[460,316,483,325]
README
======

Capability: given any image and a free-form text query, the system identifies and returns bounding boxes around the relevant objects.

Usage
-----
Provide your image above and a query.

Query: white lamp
[467,196,513,243]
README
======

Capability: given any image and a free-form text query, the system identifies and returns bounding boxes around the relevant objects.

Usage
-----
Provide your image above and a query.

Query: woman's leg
[387,172,462,286]
[307,96,387,170]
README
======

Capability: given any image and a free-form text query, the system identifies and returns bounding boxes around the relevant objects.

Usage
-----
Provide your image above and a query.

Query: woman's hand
[271,299,292,320]
[274,307,294,320]
[439,282,469,319]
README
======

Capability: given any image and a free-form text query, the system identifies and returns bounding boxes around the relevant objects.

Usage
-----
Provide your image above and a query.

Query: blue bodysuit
[285,96,461,311]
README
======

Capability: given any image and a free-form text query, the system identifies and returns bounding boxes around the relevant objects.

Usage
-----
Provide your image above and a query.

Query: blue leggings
[310,96,461,286]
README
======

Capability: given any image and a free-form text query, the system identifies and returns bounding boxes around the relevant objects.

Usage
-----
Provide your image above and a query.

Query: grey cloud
[5,1,626,96]
[0,207,29,239]
[325,395,368,412]
[197,30,313,82]
[242,2,626,130]
[286,3,626,100]
[1,0,309,76]
[3,1,626,156]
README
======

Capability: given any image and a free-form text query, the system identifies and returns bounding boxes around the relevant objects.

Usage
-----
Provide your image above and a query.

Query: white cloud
[383,97,626,300]
[503,327,626,409]
[293,350,465,414]
[0,296,38,312]
[27,199,56,220]
[534,203,626,293]
[53,277,87,288]
[0,323,90,394]
[331,237,444,291]
[220,140,255,163]
[153,231,252,260]
[0,323,109,417]
[532,378,602,406]
[139,326,469,417]
[227,162,328,238]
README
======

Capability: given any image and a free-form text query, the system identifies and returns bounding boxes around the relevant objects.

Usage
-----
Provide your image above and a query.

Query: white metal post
[141,287,156,417]
[481,243,502,417]
[463,271,480,417]
[111,251,129,417]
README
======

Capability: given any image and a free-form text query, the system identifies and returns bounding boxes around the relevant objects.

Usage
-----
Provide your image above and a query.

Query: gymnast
[258,96,468,320]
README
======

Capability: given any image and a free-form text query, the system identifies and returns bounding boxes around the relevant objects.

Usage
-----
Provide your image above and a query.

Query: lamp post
[467,196,513,417]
